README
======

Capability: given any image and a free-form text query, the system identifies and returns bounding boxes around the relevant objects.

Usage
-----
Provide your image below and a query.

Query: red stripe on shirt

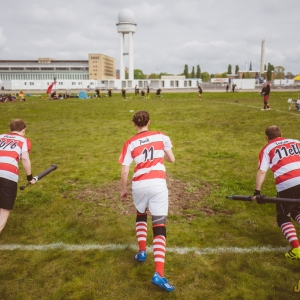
[0,163,18,175]
[133,170,166,181]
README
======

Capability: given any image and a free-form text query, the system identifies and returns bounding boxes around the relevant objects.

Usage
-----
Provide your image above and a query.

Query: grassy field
[1,90,300,299]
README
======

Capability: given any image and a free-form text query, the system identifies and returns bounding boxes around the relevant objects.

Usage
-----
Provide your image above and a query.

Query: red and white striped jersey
[258,137,300,192]
[119,131,172,189]
[0,133,31,182]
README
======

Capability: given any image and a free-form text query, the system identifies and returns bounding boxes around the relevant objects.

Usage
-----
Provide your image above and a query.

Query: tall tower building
[260,39,265,75]
[116,9,137,80]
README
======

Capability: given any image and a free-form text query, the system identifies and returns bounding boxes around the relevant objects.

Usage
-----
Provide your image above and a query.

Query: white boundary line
[0,243,288,254]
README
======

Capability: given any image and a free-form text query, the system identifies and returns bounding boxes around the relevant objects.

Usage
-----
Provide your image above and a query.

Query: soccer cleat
[285,247,300,259]
[261,108,266,111]
[152,272,174,292]
[134,250,147,262]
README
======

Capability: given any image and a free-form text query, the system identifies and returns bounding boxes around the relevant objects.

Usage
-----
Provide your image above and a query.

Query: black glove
[257,195,266,204]
[27,174,33,181]
[254,190,266,204]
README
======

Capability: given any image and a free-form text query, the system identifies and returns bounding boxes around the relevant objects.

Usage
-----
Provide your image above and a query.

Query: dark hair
[132,110,150,127]
[265,125,281,140]
[10,119,26,132]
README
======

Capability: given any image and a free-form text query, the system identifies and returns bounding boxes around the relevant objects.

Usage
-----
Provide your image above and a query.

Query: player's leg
[277,202,300,259]
[0,209,10,233]
[134,210,148,262]
[132,188,148,262]
[148,186,174,292]
[0,178,17,234]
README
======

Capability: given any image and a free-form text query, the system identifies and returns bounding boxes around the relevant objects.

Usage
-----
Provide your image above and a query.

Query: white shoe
[261,109,266,111]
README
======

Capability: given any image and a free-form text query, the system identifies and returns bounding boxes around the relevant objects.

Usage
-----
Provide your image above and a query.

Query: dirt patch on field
[68,175,232,219]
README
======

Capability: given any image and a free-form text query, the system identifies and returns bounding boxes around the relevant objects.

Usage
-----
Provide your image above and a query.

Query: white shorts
[132,185,168,216]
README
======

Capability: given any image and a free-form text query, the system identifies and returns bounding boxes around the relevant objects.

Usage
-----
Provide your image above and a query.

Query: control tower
[116,9,137,80]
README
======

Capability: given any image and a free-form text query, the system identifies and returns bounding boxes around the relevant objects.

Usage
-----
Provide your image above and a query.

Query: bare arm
[121,165,130,200]
[164,149,175,163]
[21,152,36,184]
[253,169,267,202]
[255,169,267,191]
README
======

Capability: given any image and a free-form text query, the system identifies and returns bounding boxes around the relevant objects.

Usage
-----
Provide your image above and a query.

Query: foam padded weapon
[19,164,57,190]
[226,195,300,205]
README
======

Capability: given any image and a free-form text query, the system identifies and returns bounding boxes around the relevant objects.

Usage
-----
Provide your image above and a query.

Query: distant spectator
[226,83,229,92]
[19,91,25,102]
[50,91,58,100]
[198,84,202,100]
[147,86,150,99]
[121,88,126,99]
[95,88,101,98]
[232,84,236,93]
[108,88,112,98]
[1,86,4,91]
[156,89,162,98]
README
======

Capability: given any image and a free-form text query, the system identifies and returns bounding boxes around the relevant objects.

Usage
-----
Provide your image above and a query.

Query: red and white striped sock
[281,222,300,248]
[153,235,166,277]
[136,220,147,252]
[295,214,300,225]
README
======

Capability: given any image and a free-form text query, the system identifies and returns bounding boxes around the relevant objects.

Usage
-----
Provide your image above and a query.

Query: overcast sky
[1,0,299,76]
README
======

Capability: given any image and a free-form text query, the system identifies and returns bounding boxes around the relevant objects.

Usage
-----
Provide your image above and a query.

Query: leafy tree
[227,64,232,74]
[148,73,159,79]
[184,64,189,78]
[191,67,195,78]
[214,72,227,78]
[266,63,275,81]
[134,69,146,79]
[201,72,211,82]
[286,71,295,79]
[243,72,252,78]
[273,66,285,79]
[196,65,201,78]
[235,65,239,75]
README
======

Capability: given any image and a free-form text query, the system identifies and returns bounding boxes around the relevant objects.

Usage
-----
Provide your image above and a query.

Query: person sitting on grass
[140,90,145,98]
[19,91,25,102]
[50,91,58,100]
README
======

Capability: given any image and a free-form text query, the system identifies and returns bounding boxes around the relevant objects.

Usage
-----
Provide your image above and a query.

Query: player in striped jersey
[119,110,175,292]
[253,125,300,259]
[0,119,36,234]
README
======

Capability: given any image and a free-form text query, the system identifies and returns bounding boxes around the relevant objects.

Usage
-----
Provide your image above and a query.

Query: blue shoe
[134,250,147,262]
[151,272,174,292]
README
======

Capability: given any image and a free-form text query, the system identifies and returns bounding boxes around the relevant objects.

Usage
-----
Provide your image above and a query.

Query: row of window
[0,73,89,80]
[0,67,88,71]
[22,82,95,86]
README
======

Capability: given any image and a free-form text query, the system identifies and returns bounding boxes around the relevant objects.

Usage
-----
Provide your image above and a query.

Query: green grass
[1,90,300,299]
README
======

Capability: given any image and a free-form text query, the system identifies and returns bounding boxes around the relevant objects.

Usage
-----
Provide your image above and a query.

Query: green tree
[191,67,195,78]
[184,64,189,78]
[274,66,285,79]
[227,64,232,74]
[134,69,146,79]
[235,65,239,75]
[267,63,275,81]
[243,72,252,78]
[201,72,211,82]
[196,65,201,78]
[148,73,159,79]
